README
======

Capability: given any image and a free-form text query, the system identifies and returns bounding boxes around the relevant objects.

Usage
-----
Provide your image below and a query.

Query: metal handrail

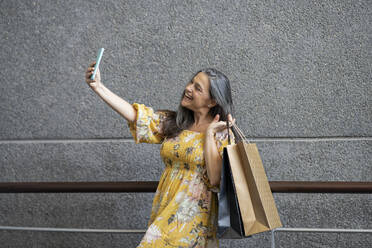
[1,226,371,235]
[1,181,371,246]
[271,228,372,248]
[272,227,372,233]
[0,181,372,193]
[0,225,146,233]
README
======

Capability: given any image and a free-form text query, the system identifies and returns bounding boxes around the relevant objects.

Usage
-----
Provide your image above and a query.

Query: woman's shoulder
[132,103,174,117]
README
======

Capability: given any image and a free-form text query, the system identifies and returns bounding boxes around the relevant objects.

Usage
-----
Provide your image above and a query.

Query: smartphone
[91,48,104,80]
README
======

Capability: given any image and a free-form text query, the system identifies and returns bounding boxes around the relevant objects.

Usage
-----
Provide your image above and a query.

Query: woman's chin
[181,98,188,107]
[181,101,188,108]
[180,101,193,110]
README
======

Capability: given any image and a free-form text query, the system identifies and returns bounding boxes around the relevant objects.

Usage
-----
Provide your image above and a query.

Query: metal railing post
[271,229,276,248]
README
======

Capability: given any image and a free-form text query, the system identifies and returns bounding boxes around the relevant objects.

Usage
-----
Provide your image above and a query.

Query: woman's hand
[85,62,103,92]
[206,114,235,137]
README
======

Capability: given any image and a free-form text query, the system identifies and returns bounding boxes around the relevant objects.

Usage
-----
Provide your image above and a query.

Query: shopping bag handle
[227,119,231,145]
[226,118,249,144]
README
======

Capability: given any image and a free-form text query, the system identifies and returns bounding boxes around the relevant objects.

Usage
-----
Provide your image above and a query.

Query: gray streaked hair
[161,68,234,138]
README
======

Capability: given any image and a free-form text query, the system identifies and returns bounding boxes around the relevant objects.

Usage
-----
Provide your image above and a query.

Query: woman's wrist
[206,129,215,139]
[93,83,105,95]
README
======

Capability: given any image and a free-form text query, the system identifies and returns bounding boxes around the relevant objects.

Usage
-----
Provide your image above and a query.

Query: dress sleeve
[215,128,235,158]
[127,103,166,144]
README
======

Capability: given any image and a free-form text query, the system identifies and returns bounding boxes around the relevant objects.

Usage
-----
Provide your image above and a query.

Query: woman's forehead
[193,72,210,88]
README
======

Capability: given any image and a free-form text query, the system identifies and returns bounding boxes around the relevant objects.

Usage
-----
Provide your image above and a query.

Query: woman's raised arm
[85,62,136,122]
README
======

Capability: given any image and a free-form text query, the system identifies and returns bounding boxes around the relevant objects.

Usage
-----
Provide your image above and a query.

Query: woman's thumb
[213,114,220,122]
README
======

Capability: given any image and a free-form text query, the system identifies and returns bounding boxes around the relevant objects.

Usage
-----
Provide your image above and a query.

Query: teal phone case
[91,48,104,80]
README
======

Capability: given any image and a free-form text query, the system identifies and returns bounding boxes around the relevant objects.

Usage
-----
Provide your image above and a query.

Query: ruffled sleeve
[127,103,167,144]
[215,128,235,158]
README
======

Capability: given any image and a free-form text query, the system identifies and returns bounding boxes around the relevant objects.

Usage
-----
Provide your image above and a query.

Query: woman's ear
[208,99,217,108]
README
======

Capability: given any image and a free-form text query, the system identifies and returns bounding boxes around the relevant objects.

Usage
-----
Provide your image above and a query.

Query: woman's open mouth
[184,93,193,101]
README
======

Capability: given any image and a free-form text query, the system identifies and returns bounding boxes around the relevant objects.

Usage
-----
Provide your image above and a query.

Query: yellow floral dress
[128,103,233,248]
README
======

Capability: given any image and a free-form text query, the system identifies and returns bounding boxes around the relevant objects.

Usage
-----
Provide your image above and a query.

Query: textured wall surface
[0,0,371,247]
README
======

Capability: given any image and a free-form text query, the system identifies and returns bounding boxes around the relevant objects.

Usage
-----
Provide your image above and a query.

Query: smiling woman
[162,68,235,138]
[85,65,235,248]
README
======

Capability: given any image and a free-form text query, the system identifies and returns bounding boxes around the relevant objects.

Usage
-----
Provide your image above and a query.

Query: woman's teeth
[184,94,192,100]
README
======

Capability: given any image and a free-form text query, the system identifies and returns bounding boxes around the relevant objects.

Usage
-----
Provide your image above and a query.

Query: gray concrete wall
[0,0,371,247]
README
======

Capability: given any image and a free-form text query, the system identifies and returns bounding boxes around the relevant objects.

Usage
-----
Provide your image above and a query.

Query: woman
[85,63,235,248]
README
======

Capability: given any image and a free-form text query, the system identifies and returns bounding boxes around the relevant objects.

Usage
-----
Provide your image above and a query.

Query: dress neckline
[183,129,205,135]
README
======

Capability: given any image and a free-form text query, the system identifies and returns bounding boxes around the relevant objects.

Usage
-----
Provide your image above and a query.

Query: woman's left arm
[204,131,223,187]
[204,114,234,187]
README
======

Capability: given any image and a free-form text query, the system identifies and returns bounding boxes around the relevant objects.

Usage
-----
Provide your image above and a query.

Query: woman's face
[181,72,216,112]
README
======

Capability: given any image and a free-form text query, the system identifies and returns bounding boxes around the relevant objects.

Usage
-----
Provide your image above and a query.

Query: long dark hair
[160,68,234,139]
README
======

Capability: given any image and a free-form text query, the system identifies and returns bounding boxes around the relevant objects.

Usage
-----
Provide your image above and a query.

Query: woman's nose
[185,85,192,93]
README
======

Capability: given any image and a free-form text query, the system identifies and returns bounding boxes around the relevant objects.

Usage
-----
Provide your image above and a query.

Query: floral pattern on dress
[128,103,232,248]
[128,103,167,144]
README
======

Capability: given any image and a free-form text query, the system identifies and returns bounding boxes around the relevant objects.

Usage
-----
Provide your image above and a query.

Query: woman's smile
[183,92,193,101]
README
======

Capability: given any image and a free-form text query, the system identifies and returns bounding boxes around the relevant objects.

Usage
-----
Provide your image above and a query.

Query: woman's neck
[189,111,213,132]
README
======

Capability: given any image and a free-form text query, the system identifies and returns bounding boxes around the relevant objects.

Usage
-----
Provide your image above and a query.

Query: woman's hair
[160,68,234,138]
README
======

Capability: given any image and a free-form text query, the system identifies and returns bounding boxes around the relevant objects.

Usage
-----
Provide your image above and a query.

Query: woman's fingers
[208,116,237,135]
[213,121,230,132]
[85,64,98,80]
[85,67,95,76]
[85,63,100,90]
[86,68,94,74]
[222,118,236,130]
[86,73,94,81]
[85,71,96,82]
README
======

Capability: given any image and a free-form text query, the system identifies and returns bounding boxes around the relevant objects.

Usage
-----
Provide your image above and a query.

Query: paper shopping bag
[217,147,247,239]
[228,141,282,236]
[217,123,282,238]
